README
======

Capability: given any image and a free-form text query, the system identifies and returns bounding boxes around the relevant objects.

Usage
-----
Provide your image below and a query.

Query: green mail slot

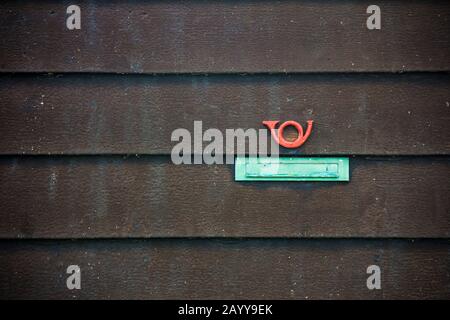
[235,157,350,181]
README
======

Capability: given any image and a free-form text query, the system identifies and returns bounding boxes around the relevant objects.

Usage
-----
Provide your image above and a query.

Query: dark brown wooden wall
[0,0,449,299]
[1,0,449,73]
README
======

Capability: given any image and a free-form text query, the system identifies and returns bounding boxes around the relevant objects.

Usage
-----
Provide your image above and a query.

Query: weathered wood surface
[0,156,448,238]
[0,1,449,73]
[0,239,449,299]
[1,73,449,155]
[1,1,449,301]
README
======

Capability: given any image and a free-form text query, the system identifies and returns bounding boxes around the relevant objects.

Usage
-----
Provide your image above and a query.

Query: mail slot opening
[235,157,349,181]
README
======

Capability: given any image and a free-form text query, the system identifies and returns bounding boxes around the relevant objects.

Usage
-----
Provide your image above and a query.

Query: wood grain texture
[0,156,449,238]
[0,1,449,73]
[1,73,449,155]
[0,239,449,299]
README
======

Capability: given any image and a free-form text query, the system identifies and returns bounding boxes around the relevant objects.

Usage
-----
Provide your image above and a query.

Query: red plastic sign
[262,120,313,148]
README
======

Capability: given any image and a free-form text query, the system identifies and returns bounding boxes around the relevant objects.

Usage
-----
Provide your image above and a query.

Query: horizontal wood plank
[0,1,449,73]
[1,73,449,155]
[0,239,449,299]
[0,156,449,238]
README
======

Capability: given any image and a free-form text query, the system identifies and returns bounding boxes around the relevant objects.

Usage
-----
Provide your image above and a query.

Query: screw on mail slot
[235,157,349,181]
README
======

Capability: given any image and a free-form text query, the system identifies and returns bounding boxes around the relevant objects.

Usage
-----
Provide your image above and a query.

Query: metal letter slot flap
[235,157,349,181]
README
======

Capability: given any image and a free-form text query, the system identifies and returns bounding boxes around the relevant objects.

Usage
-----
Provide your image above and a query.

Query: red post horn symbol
[262,120,313,148]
